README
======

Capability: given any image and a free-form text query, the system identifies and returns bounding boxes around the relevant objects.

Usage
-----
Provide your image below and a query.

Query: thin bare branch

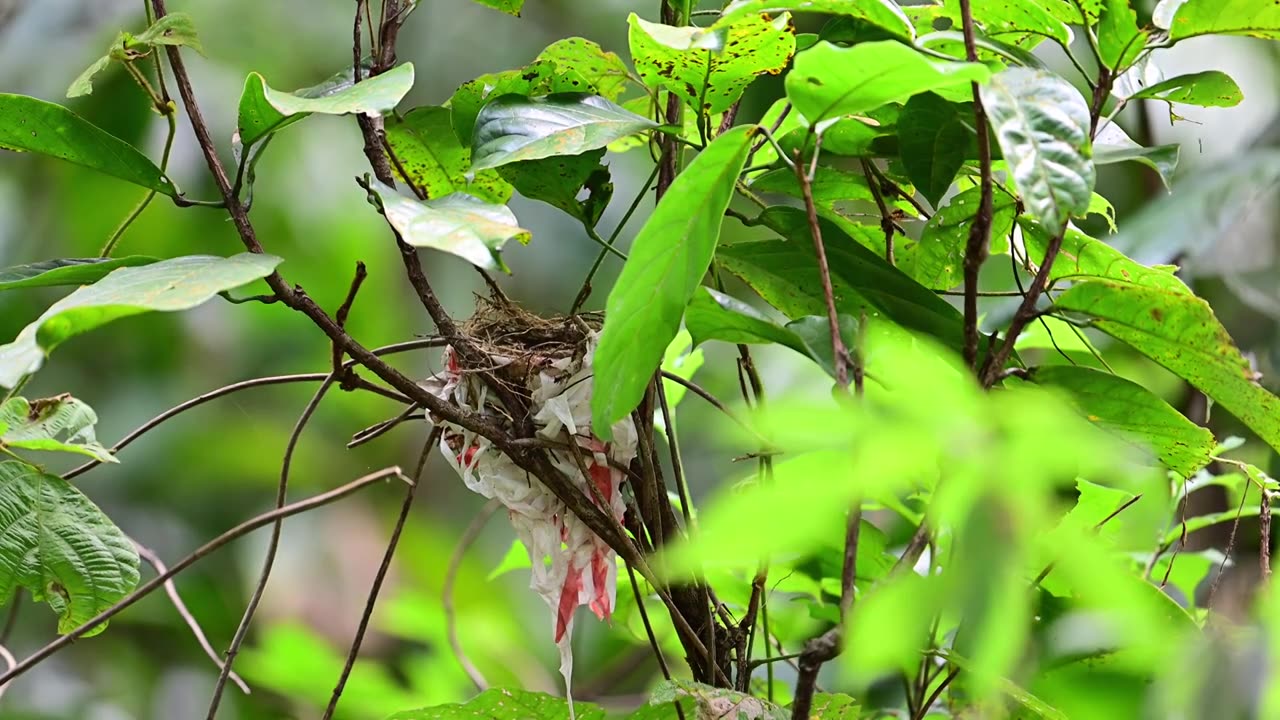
[444,498,500,691]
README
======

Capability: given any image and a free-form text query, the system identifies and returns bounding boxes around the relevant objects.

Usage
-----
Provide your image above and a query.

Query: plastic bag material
[422,330,637,712]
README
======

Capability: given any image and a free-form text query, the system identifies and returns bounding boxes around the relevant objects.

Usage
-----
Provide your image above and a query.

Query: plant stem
[958,0,995,372]
[792,145,849,389]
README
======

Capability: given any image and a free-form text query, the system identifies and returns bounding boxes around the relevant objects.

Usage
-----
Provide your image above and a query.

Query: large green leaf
[980,68,1094,235]
[1098,0,1146,70]
[1038,0,1103,24]
[591,126,755,438]
[535,38,631,101]
[360,177,529,273]
[651,680,788,720]
[450,60,595,145]
[499,150,614,226]
[1054,280,1280,455]
[237,63,414,147]
[629,12,796,115]
[898,93,972,207]
[1165,0,1280,40]
[0,94,177,196]
[719,207,968,352]
[749,165,876,205]
[716,0,913,39]
[1092,122,1180,189]
[470,93,658,171]
[386,688,605,719]
[0,460,139,635]
[1126,71,1243,107]
[0,253,282,388]
[1019,220,1189,293]
[384,106,512,203]
[0,257,157,293]
[469,0,523,15]
[0,396,114,464]
[942,0,1072,47]
[1030,366,1215,477]
[909,187,1017,290]
[786,41,989,125]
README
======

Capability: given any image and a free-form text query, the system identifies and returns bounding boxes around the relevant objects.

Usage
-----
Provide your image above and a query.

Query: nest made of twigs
[459,296,602,390]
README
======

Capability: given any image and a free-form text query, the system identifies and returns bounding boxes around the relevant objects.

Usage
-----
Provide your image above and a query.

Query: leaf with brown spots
[1126,71,1244,108]
[536,37,633,101]
[385,106,512,203]
[1019,220,1190,294]
[717,0,913,40]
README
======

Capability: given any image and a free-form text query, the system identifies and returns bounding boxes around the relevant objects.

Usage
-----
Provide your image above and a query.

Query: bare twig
[1263,490,1273,582]
[0,467,409,688]
[860,159,898,265]
[444,498,500,691]
[958,0,995,372]
[792,146,849,388]
[0,642,13,702]
[134,543,250,694]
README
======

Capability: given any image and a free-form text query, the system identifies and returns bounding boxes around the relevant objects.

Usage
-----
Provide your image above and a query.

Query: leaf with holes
[67,13,204,97]
[536,38,632,101]
[1030,366,1214,477]
[237,62,414,147]
[500,150,614,226]
[470,93,658,171]
[981,68,1094,235]
[909,187,1017,290]
[0,94,177,195]
[1020,220,1189,293]
[629,12,795,115]
[1093,122,1179,189]
[0,396,114,463]
[941,0,1071,47]
[469,0,523,15]
[0,253,281,388]
[1054,280,1280,455]
[361,177,529,273]
[1127,71,1244,107]
[786,41,988,125]
[1038,0,1103,25]
[384,106,512,203]
[1165,0,1280,41]
[0,257,158,293]
[898,93,973,207]
[592,126,755,438]
[1099,0,1146,70]
[716,0,913,39]
[0,460,139,635]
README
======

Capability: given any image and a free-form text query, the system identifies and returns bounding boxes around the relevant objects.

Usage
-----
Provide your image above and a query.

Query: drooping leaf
[0,257,158,293]
[1037,0,1103,25]
[980,68,1095,235]
[0,460,139,635]
[450,61,602,144]
[629,12,796,115]
[386,687,606,719]
[716,0,913,39]
[1019,220,1189,293]
[470,93,658,171]
[749,165,876,205]
[786,41,989,125]
[1054,279,1280,455]
[535,37,632,101]
[1098,0,1147,70]
[1093,122,1180,189]
[237,63,414,147]
[1126,71,1244,107]
[469,0,524,16]
[898,93,972,207]
[942,0,1072,47]
[1165,0,1280,41]
[909,187,1017,290]
[591,126,755,438]
[719,207,969,352]
[132,12,204,53]
[384,106,512,203]
[0,253,282,388]
[499,150,614,226]
[360,177,529,273]
[0,396,115,463]
[0,94,177,196]
[1030,365,1215,477]
[66,56,113,99]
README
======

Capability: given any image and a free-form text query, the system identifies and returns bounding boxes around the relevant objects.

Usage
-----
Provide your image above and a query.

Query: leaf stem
[572,163,660,313]
[101,99,177,257]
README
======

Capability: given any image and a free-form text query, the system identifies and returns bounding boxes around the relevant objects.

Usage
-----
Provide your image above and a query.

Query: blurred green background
[0,1,1277,718]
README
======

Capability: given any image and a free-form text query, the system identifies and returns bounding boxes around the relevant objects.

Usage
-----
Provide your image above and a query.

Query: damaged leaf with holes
[0,395,115,463]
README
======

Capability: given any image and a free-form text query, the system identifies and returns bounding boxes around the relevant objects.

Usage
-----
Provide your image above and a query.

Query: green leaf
[0,253,281,388]
[66,56,112,99]
[470,93,658,171]
[1038,0,1103,24]
[386,688,605,719]
[591,126,755,438]
[237,63,414,147]
[449,60,599,146]
[942,651,1069,720]
[1165,0,1280,41]
[0,94,177,196]
[486,539,532,581]
[898,93,971,207]
[1054,280,1280,456]
[498,151,614,226]
[659,330,704,410]
[943,0,1072,47]
[0,396,115,464]
[1019,220,1189,293]
[0,257,157,293]
[360,177,529,273]
[132,12,204,53]
[469,0,523,16]
[803,694,862,719]
[786,40,989,125]
[1030,366,1215,477]
[749,166,875,205]
[1126,71,1244,107]
[535,38,632,101]
[629,12,796,115]
[1092,122,1180,190]
[786,314,861,381]
[717,0,913,39]
[908,187,1017,290]
[1098,0,1146,70]
[0,460,139,635]
[651,680,788,720]
[980,68,1095,235]
[384,106,512,203]
[719,207,969,352]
